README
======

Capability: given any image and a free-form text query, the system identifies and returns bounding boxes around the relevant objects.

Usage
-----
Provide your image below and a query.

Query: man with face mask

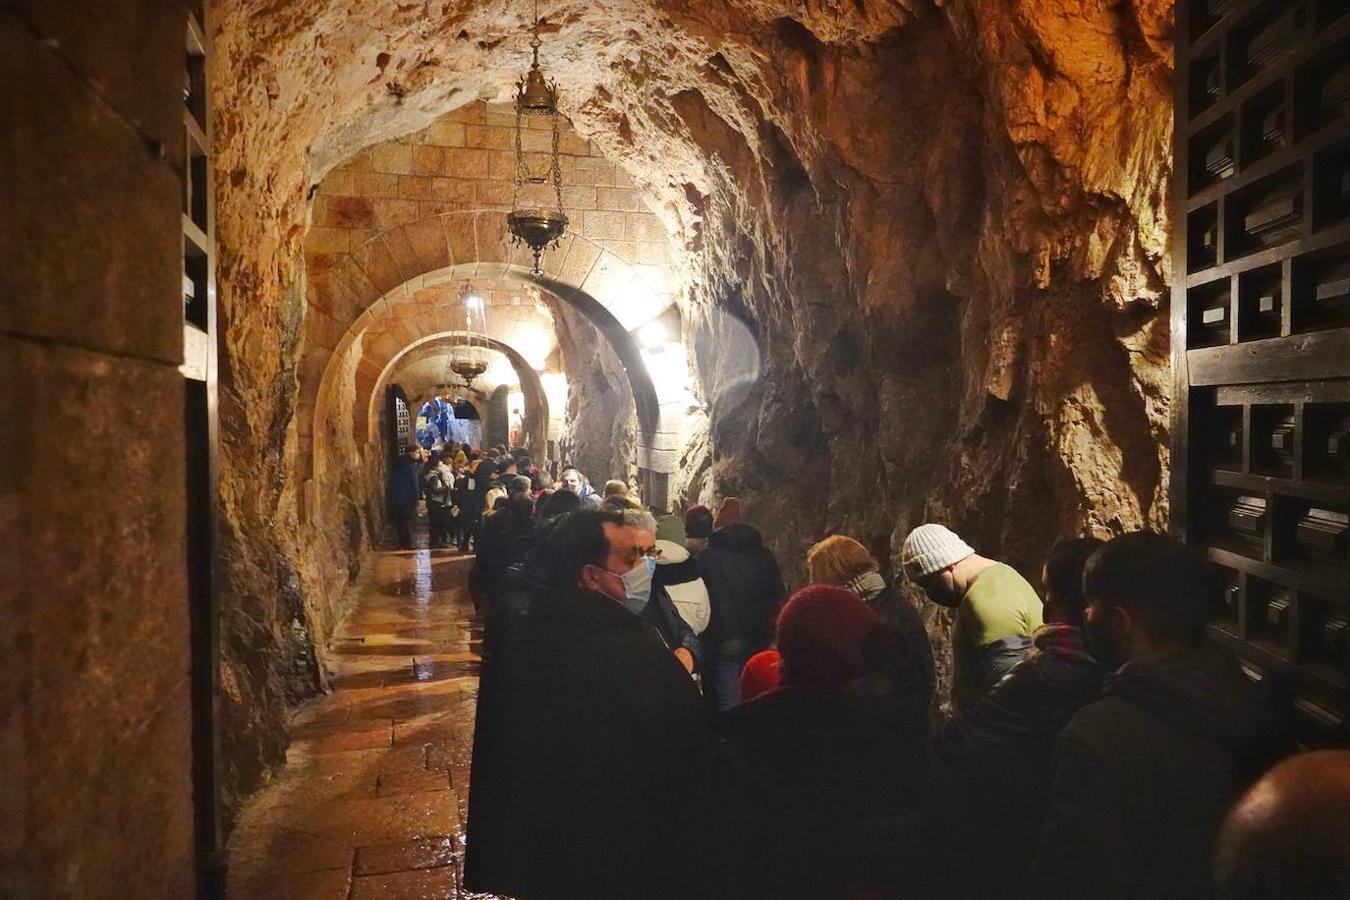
[901,523,1043,711]
[618,508,700,675]
[464,509,719,898]
[1033,532,1287,900]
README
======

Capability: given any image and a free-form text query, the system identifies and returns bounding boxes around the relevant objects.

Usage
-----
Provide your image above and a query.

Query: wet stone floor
[226,543,497,899]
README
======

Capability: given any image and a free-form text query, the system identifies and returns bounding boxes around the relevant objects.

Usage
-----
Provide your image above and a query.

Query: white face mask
[620,557,656,614]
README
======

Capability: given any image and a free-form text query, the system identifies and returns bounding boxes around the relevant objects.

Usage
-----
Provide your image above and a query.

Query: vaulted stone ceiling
[206,0,1175,822]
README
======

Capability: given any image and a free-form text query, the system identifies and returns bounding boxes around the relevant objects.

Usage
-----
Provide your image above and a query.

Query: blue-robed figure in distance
[418,396,453,448]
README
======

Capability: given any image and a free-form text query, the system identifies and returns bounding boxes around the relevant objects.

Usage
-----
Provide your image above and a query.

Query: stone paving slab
[349,864,456,900]
[226,546,491,899]
[353,836,457,876]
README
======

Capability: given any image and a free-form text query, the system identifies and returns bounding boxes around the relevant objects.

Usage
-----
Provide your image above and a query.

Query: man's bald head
[1214,750,1350,899]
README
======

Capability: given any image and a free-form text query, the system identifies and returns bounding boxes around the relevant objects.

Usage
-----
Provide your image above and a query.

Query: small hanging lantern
[448,281,489,390]
[506,2,568,275]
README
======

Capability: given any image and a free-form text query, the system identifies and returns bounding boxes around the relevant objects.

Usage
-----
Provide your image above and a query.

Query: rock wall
[209,0,1175,821]
[659,2,1174,585]
[548,297,639,486]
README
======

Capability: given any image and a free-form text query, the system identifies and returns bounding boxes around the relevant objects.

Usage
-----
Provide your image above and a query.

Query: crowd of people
[391,444,1346,898]
[386,441,595,554]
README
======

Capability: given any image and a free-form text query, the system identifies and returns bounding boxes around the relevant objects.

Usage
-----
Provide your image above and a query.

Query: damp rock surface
[209,0,1175,819]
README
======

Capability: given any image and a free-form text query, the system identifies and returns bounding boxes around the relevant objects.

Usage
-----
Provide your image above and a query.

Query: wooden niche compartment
[1305,401,1350,479]
[1192,115,1236,192]
[1291,241,1350,331]
[1299,590,1349,683]
[1237,263,1285,339]
[1213,564,1244,639]
[1252,403,1299,477]
[1280,498,1350,573]
[1295,41,1350,138]
[1312,136,1350,227]
[1245,575,1296,657]
[1240,82,1291,167]
[184,246,208,330]
[1193,0,1242,42]
[1192,42,1226,119]
[1226,163,1306,258]
[1188,276,1234,347]
[1207,485,1269,555]
[1199,399,1246,472]
[1189,202,1222,271]
[1229,2,1310,92]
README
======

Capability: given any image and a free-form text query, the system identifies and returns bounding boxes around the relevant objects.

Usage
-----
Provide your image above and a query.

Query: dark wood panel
[181,5,223,897]
[1209,626,1346,691]
[1188,328,1350,385]
[1214,378,1350,403]
[1210,546,1350,605]
[1186,219,1350,287]
[1188,11,1350,136]
[1189,118,1350,212]
[1177,0,1350,739]
[1212,467,1350,504]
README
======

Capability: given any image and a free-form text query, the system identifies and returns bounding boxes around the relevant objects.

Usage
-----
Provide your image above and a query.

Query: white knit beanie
[900,524,975,578]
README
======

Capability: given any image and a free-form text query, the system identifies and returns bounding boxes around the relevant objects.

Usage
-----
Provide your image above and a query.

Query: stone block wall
[299,101,679,512]
[295,101,682,577]
[305,100,671,281]
[0,3,195,896]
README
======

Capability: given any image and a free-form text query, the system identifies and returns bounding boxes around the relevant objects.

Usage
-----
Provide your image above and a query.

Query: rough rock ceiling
[206,0,1177,826]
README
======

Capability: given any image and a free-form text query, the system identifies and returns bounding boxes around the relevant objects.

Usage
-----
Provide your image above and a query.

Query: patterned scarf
[845,570,888,603]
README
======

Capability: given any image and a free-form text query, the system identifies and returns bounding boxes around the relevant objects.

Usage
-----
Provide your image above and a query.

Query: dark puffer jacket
[1034,644,1288,900]
[696,523,785,655]
[715,688,932,898]
[929,624,1104,898]
[387,456,420,514]
[469,500,533,614]
[868,584,936,711]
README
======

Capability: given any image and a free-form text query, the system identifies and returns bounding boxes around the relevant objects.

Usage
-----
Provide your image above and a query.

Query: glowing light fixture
[639,320,667,349]
[448,280,490,389]
[506,0,568,275]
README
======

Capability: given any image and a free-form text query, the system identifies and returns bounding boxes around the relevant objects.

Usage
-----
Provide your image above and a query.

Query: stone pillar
[0,4,196,897]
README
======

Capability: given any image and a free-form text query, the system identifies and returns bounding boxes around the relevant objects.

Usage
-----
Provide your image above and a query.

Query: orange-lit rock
[207,0,1174,815]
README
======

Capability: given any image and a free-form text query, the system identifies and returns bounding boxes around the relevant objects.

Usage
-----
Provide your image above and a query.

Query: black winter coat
[714,688,932,898]
[462,567,532,894]
[640,586,703,672]
[696,524,785,654]
[387,457,420,514]
[929,624,1104,898]
[469,508,533,613]
[869,584,936,712]
[1033,644,1288,900]
[464,584,719,898]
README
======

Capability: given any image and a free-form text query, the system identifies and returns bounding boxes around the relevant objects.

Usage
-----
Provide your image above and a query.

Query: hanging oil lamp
[506,2,568,275]
[448,281,489,389]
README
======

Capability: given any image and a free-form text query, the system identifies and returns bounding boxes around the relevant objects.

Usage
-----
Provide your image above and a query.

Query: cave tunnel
[4,0,1350,897]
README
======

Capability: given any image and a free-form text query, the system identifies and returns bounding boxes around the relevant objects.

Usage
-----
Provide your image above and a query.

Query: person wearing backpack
[423,450,454,549]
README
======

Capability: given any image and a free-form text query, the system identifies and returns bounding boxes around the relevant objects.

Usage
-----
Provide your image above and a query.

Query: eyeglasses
[631,546,663,561]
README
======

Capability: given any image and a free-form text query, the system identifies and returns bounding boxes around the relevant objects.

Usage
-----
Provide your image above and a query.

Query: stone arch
[370,331,550,459]
[300,209,689,519]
